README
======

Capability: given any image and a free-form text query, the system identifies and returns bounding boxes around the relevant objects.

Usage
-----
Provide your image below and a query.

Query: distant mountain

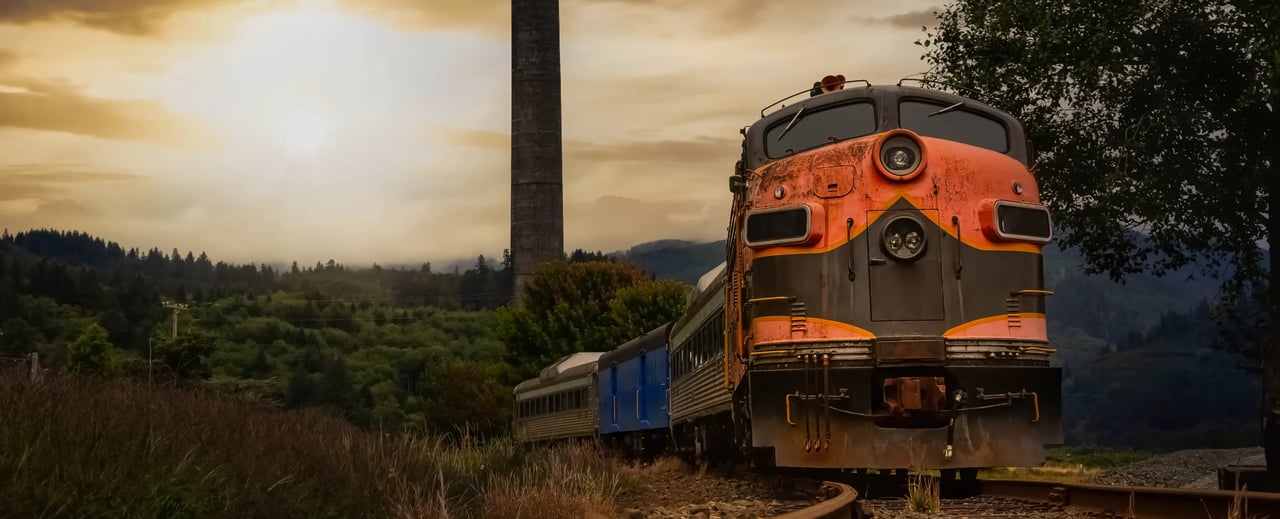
[616,240,726,285]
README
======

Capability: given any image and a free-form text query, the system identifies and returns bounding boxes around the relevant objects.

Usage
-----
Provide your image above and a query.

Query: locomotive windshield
[764,101,876,159]
[898,100,1009,153]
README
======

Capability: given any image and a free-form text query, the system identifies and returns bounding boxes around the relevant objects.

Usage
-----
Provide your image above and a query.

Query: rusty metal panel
[810,165,856,198]
[748,365,1060,469]
[882,376,946,415]
[866,209,945,322]
[876,338,945,363]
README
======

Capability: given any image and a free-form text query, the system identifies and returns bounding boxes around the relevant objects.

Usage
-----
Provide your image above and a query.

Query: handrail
[760,79,872,117]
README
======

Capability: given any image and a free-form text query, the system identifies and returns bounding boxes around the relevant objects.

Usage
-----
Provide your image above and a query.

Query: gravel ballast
[1091,447,1264,488]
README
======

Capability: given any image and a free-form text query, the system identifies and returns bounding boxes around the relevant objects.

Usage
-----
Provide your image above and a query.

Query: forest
[0,228,1263,450]
[0,228,686,438]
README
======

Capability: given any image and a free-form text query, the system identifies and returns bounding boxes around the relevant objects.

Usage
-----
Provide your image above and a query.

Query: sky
[0,0,942,267]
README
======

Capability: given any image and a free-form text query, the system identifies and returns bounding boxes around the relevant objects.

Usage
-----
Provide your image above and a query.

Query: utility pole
[162,301,189,339]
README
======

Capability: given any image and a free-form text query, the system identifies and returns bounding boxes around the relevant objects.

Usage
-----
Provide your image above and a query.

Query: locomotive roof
[598,322,672,367]
[743,83,1029,168]
[512,351,603,394]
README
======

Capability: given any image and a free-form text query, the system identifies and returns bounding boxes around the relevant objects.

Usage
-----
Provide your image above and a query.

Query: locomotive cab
[721,78,1063,472]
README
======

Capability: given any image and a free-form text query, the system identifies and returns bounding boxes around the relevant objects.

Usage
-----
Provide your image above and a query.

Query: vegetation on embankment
[0,369,627,519]
[978,446,1155,483]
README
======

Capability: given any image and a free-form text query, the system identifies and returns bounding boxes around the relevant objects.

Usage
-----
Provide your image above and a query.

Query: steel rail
[980,478,1280,519]
[771,480,863,519]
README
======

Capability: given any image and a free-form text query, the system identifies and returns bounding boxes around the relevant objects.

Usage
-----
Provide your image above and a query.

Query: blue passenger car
[596,323,672,453]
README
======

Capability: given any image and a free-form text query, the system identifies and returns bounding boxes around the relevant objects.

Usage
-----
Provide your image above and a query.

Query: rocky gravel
[611,458,823,518]
[864,496,1118,518]
[1090,447,1264,488]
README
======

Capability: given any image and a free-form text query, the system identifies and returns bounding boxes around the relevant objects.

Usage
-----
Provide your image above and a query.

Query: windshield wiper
[776,105,805,140]
[929,101,965,117]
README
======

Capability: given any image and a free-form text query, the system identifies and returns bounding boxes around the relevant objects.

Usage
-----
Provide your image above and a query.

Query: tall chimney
[510,0,564,303]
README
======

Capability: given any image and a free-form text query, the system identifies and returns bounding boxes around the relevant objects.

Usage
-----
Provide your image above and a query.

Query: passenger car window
[899,100,1009,153]
[765,102,877,159]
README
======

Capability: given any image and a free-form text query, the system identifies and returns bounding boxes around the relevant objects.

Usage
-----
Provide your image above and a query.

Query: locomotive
[513,77,1063,477]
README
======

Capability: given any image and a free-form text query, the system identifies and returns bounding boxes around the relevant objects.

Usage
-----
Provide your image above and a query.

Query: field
[0,368,628,519]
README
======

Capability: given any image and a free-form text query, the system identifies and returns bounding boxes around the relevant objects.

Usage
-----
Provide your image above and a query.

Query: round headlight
[887,147,915,170]
[881,216,927,261]
[879,135,922,176]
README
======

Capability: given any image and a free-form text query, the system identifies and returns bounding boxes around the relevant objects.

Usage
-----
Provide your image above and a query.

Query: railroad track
[770,480,861,519]
[773,477,1280,518]
[978,479,1280,519]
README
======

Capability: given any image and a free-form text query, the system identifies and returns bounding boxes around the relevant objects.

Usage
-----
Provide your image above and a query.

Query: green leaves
[498,261,691,384]
[921,0,1275,284]
[67,322,115,376]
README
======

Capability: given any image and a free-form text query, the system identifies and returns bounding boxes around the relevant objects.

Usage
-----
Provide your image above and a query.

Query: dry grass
[906,474,940,513]
[0,368,623,519]
[979,465,1101,483]
[1221,480,1266,519]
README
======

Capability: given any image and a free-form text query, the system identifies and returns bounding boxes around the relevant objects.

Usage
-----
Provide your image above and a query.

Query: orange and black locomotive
[709,76,1063,473]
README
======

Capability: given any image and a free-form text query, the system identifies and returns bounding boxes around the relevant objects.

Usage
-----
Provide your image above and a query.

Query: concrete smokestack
[510,0,564,303]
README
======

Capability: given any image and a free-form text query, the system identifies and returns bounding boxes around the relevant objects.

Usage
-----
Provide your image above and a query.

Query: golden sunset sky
[0,0,940,266]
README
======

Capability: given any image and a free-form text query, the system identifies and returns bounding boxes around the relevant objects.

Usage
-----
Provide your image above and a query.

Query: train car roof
[512,351,604,394]
[598,322,672,368]
[685,261,727,311]
[670,262,728,341]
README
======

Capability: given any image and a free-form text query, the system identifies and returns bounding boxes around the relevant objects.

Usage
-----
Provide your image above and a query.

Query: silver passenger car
[512,351,603,442]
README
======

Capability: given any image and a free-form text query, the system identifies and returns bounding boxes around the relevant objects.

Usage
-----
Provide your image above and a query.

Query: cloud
[339,0,506,33]
[0,163,145,183]
[0,164,145,202]
[35,199,95,217]
[852,7,941,29]
[0,0,253,36]
[0,63,219,145]
[434,126,736,164]
[346,0,832,35]
[434,126,508,149]
[570,136,736,164]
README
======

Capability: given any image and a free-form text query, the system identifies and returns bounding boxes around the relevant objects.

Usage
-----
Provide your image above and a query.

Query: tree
[919,0,1278,470]
[154,330,216,381]
[497,260,685,383]
[417,359,510,438]
[0,318,41,357]
[67,322,114,375]
[608,280,691,339]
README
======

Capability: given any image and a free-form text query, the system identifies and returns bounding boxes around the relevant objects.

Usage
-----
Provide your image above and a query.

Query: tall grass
[0,368,621,518]
[906,475,940,513]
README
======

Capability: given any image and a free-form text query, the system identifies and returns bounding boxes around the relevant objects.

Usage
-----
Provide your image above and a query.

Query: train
[513,76,1063,478]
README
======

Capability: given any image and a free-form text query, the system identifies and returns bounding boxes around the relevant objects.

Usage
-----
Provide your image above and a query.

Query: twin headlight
[881,215,927,261]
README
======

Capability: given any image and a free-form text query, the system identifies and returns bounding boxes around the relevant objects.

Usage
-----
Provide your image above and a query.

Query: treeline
[0,228,687,437]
